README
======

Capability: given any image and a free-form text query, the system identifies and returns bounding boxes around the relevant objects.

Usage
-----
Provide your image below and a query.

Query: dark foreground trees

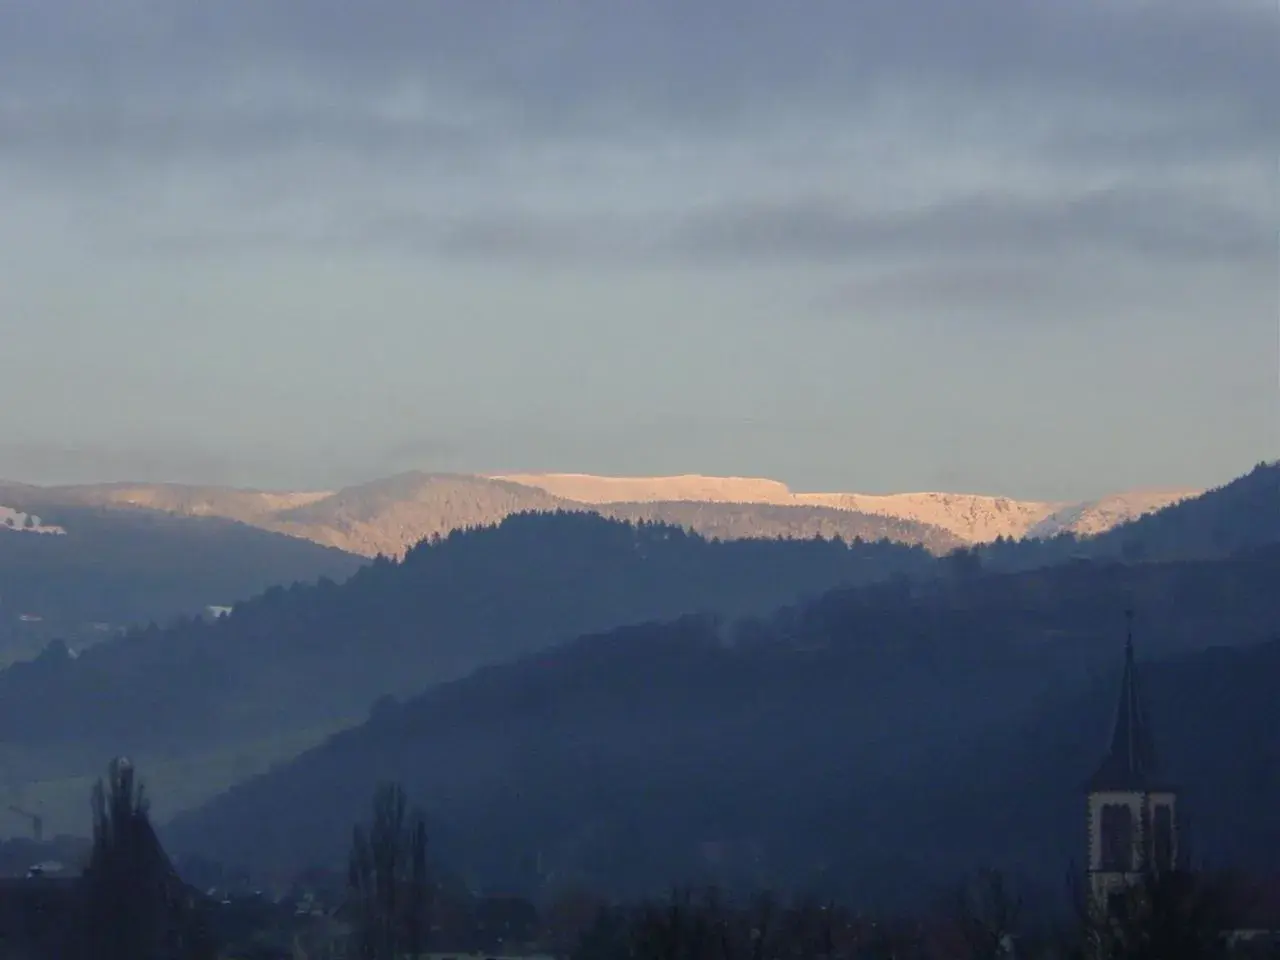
[346,781,431,960]
[80,757,215,960]
[1072,867,1240,960]
[566,866,1266,960]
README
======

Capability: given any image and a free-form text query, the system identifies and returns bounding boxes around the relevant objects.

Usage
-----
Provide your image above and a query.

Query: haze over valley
[0,462,1275,861]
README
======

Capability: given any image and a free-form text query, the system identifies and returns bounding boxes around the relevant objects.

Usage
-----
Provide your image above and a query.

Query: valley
[0,460,1273,913]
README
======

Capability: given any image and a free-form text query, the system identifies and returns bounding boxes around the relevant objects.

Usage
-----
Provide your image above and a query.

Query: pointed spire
[1089,609,1160,791]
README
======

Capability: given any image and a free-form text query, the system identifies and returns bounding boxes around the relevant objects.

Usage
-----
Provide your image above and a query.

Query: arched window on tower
[1152,804,1174,871]
[1100,804,1134,871]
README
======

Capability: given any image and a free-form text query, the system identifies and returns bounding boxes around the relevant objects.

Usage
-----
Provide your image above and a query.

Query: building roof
[1088,616,1164,793]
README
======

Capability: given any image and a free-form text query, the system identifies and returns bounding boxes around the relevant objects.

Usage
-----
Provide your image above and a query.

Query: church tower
[1086,613,1178,913]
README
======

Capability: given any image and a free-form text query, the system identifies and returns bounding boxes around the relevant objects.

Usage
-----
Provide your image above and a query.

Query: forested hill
[0,511,934,752]
[0,504,363,629]
[165,545,1280,904]
[980,460,1279,569]
[2,473,965,558]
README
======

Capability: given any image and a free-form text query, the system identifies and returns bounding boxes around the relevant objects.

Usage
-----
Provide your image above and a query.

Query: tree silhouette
[947,869,1021,959]
[80,757,215,960]
[347,782,431,959]
[1071,865,1237,959]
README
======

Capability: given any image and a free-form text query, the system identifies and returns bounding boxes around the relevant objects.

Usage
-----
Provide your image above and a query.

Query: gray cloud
[0,100,491,174]
[825,264,1098,316]
[0,1,1274,167]
[672,187,1273,266]
[128,182,1271,272]
[2,0,1272,280]
[0,1,1272,499]
[3,1,1266,282]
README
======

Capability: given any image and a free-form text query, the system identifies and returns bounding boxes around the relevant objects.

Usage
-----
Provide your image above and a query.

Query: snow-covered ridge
[493,474,1201,544]
[0,505,66,535]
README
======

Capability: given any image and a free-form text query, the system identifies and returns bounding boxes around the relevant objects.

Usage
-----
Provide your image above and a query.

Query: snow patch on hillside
[0,505,66,535]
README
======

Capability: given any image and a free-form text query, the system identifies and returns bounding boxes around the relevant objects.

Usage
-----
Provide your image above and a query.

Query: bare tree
[629,888,715,960]
[948,869,1021,959]
[347,782,431,960]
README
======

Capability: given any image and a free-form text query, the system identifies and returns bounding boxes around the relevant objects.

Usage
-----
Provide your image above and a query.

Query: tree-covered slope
[0,511,935,752]
[0,503,363,630]
[165,546,1280,905]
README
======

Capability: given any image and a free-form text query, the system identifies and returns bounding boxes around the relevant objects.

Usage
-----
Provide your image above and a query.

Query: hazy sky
[0,0,1275,499]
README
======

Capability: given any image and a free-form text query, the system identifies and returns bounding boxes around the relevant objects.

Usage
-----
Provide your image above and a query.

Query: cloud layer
[3,0,1273,256]
[0,0,1273,494]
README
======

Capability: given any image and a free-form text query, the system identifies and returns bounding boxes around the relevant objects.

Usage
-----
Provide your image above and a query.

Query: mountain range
[1,471,1199,561]
[495,473,1198,545]
[0,470,1201,650]
[0,461,1273,906]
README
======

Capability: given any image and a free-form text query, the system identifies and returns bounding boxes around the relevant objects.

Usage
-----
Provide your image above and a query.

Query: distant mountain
[164,546,1280,905]
[982,461,1280,569]
[14,463,1253,561]
[0,511,935,760]
[1,468,1213,561]
[4,473,963,557]
[1024,488,1199,539]
[0,497,362,639]
[1084,460,1278,559]
[496,473,1200,543]
[267,474,576,555]
[0,480,330,524]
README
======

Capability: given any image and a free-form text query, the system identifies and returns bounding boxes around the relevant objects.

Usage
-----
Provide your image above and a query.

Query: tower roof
[1088,613,1162,792]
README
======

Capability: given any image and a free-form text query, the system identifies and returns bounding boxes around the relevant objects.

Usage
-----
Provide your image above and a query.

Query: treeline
[16,768,1268,959]
[321,784,1268,959]
[600,500,962,553]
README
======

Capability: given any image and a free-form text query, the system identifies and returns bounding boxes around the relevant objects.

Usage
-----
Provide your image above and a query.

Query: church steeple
[1088,610,1160,791]
[1085,612,1179,910]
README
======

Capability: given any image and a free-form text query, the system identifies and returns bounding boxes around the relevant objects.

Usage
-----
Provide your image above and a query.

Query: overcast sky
[0,0,1275,499]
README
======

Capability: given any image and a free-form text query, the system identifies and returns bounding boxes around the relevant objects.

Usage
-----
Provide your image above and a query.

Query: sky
[0,0,1275,500]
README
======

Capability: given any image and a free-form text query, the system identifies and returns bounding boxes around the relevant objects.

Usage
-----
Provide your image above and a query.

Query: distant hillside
[0,481,330,524]
[267,474,574,555]
[164,546,1280,904]
[496,472,1201,543]
[4,469,1211,559]
[269,476,964,556]
[0,500,363,636]
[2,473,962,558]
[0,504,63,535]
[0,511,934,760]
[982,461,1279,569]
[494,473,799,505]
[1086,461,1278,558]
